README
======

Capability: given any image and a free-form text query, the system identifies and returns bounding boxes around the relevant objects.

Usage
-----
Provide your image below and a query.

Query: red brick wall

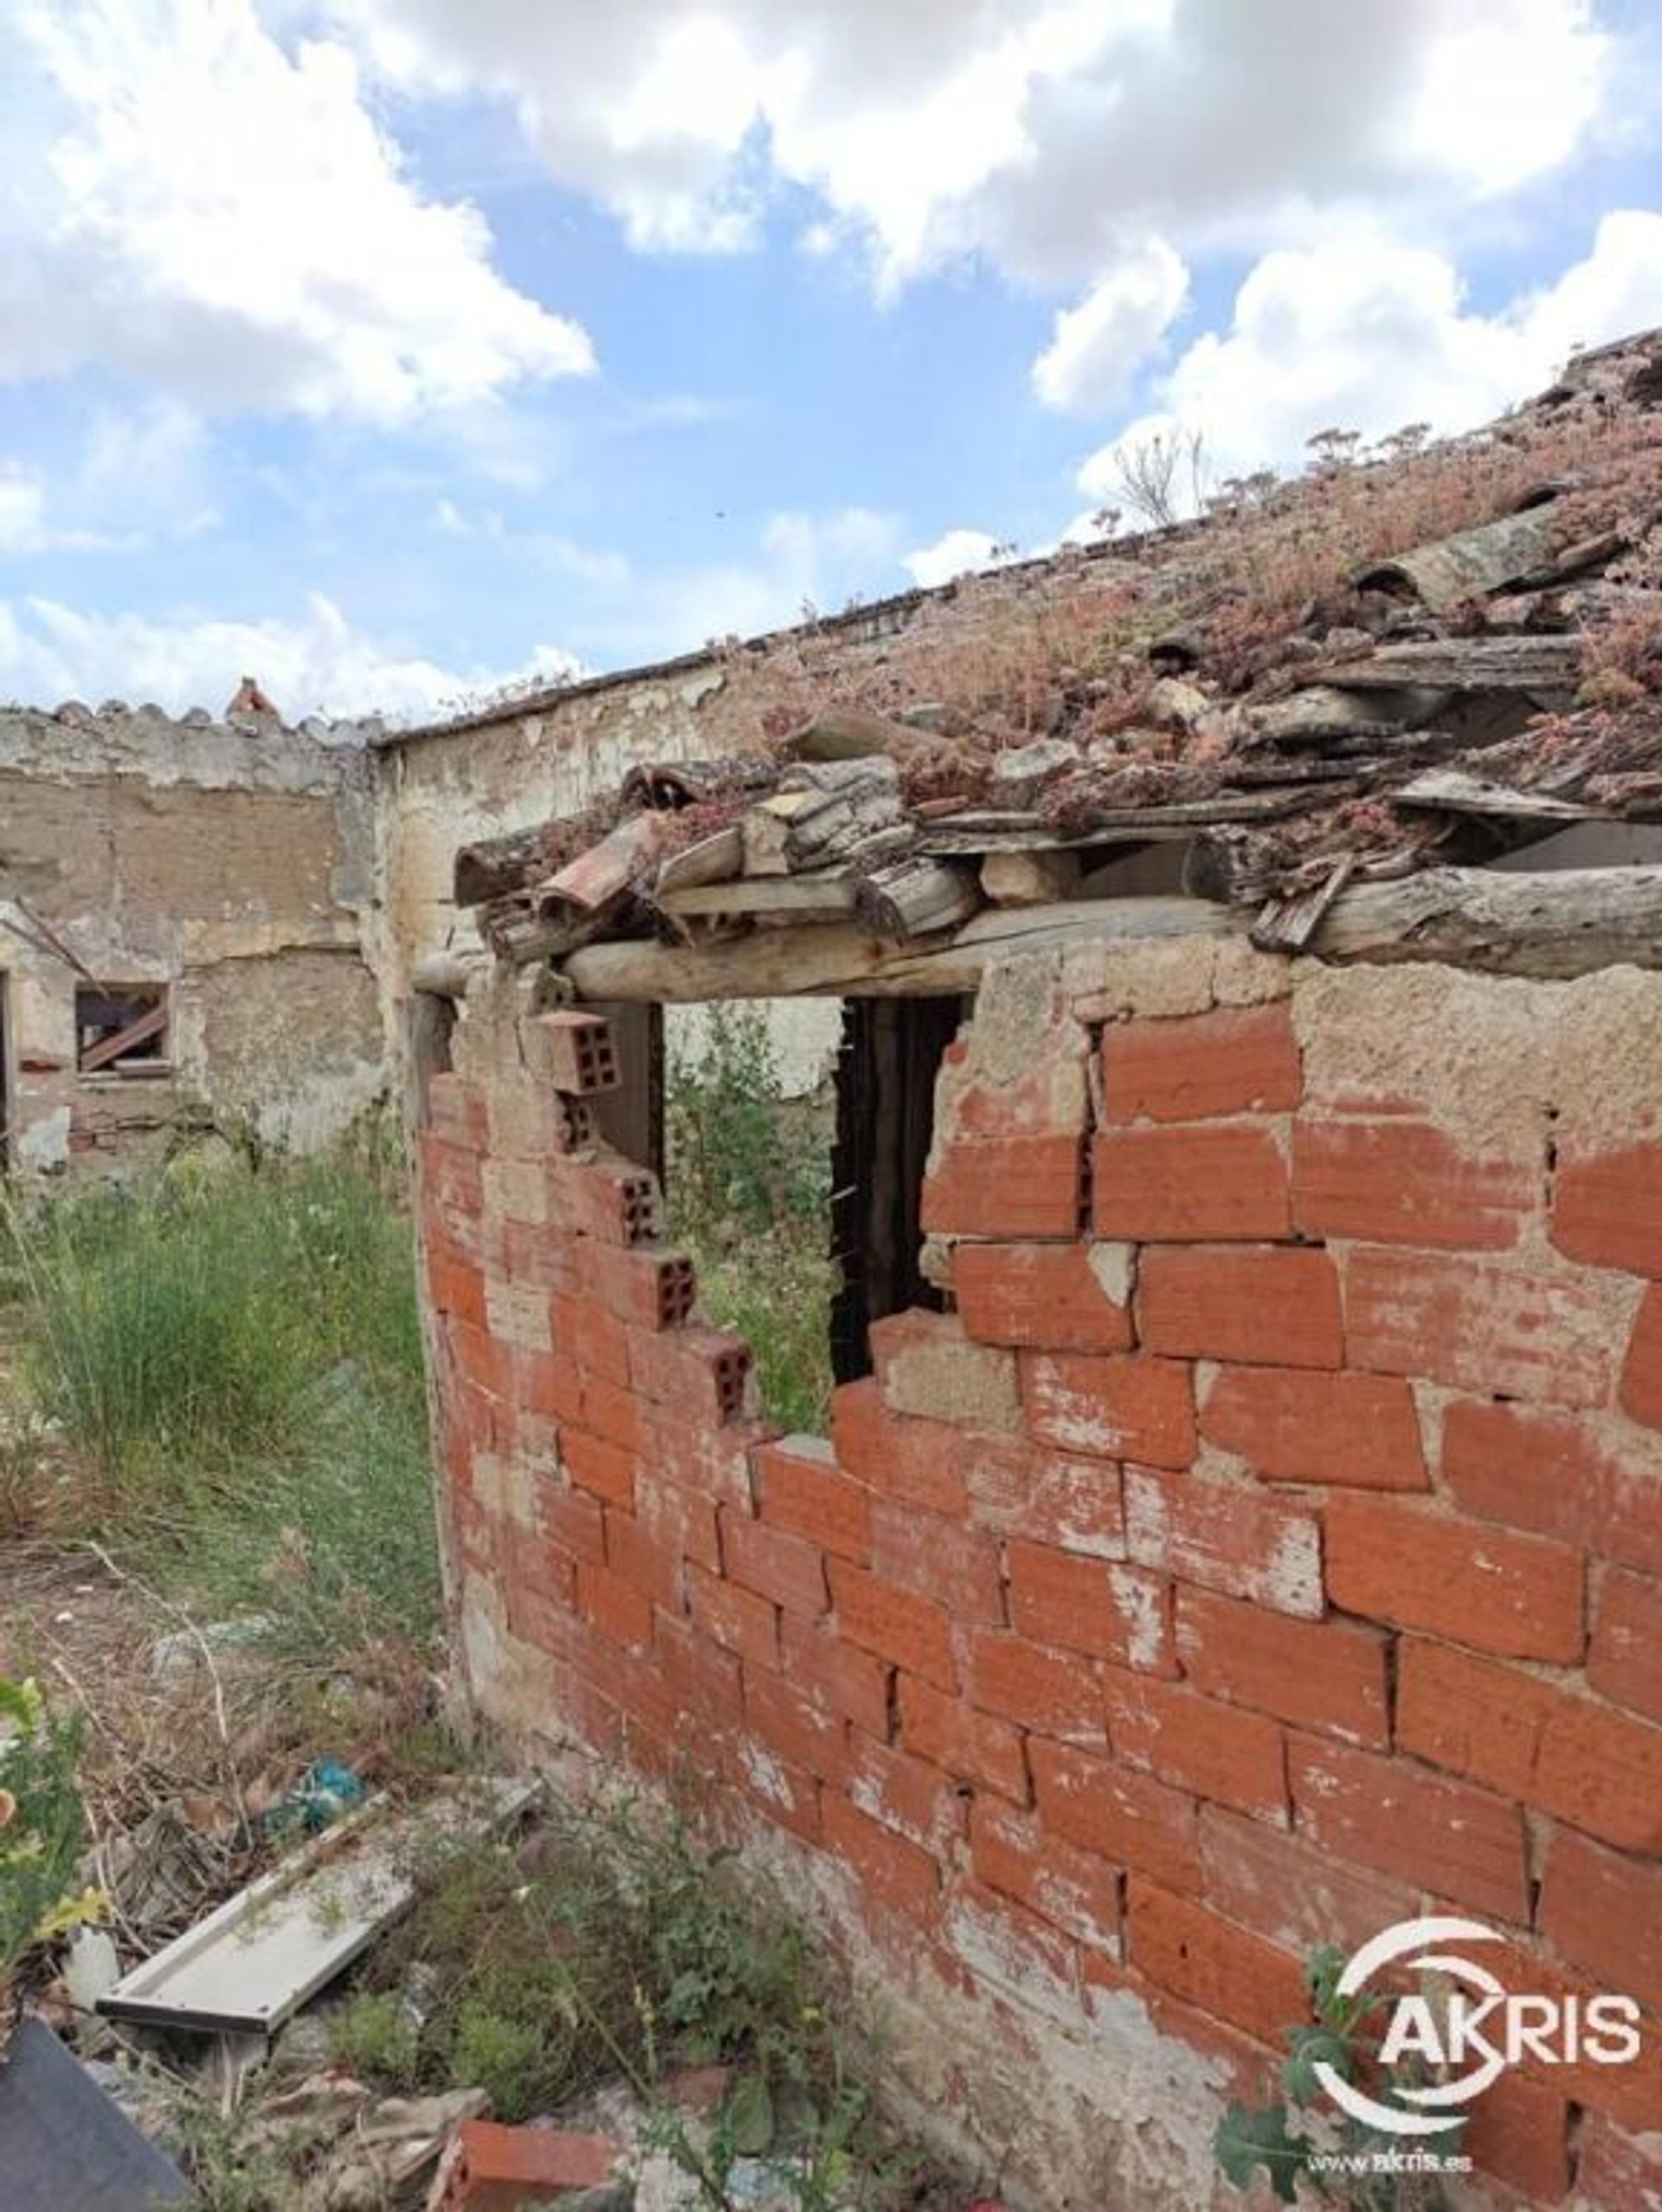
[417,969,1662,2209]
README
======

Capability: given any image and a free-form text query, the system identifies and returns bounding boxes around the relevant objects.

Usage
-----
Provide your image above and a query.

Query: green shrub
[327,1990,421,2085]
[666,1007,836,1433]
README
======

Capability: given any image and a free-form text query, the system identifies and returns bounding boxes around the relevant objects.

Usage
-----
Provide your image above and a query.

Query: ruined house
[403,330,1662,2207]
[0,699,383,1174]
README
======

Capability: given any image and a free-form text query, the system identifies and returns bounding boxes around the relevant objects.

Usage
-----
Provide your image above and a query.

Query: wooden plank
[660,871,858,918]
[1311,865,1662,978]
[80,1000,166,1073]
[1390,770,1602,823]
[558,867,1662,998]
[1250,854,1356,954]
[854,858,982,939]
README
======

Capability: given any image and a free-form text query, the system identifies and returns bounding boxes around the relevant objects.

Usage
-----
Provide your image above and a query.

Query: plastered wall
[0,706,383,1174]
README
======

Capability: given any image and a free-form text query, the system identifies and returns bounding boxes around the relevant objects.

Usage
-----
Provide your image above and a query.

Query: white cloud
[1078,209,1662,497]
[0,0,594,422]
[1033,238,1189,413]
[0,588,582,721]
[904,529,1018,588]
[327,0,1610,291]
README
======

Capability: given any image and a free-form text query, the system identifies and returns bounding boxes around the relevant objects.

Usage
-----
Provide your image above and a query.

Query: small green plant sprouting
[1214,1945,1465,2209]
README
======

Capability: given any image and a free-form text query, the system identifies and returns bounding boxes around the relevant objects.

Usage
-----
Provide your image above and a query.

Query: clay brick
[1098,1003,1300,1123]
[548,1293,631,1385]
[1346,1246,1614,1409]
[514,1347,585,1426]
[484,1276,553,1357]
[1621,1283,1662,1430]
[899,1675,1027,1802]
[1125,1466,1324,1618]
[1007,1542,1172,1673]
[576,1559,654,1653]
[942,1881,1081,2018]
[1288,1737,1529,1923]
[1443,1398,1662,1577]
[968,1631,1107,1746]
[920,1134,1084,1239]
[970,1797,1123,1953]
[1574,2111,1662,2208]
[449,1318,514,1401]
[425,1072,487,1146]
[655,1610,744,1732]
[1022,1352,1195,1468]
[845,1732,963,1853]
[1196,1804,1417,1958]
[726,1734,821,1843]
[1092,1124,1292,1242]
[1029,1739,1201,1890]
[499,1219,578,1295]
[1104,1672,1287,1823]
[871,1499,1004,1624]
[1138,1246,1343,1368]
[484,1071,592,1161]
[418,1132,483,1220]
[480,1155,546,1228]
[781,1614,891,1740]
[872,1309,1022,1433]
[757,1435,873,1561]
[1325,1492,1584,1661]
[636,1406,759,1512]
[743,1666,847,1778]
[953,1242,1133,1352]
[538,1482,606,1566]
[635,1470,720,1572]
[1589,1567,1662,1723]
[719,1507,828,1619]
[1200,1366,1427,1490]
[1460,2070,1570,2202]
[562,1429,637,1511]
[522,1008,619,1096]
[1539,1825,1662,2015]
[441,2117,622,2202]
[578,1241,698,1330]
[602,1506,680,1613]
[1127,1876,1307,2048]
[964,1441,1125,1559]
[1552,1142,1662,1276]
[1176,1588,1389,1747]
[829,1381,969,1516]
[828,1559,957,1691]
[687,1562,778,1669]
[425,1239,487,1329]
[544,1154,661,1244]
[627,1325,752,1424]
[820,1791,941,1921]
[1292,1119,1532,1251]
[577,1374,641,1453]
[1398,1637,1662,1855]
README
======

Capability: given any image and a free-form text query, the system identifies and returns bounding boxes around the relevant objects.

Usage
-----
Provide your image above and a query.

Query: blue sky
[1,0,1659,723]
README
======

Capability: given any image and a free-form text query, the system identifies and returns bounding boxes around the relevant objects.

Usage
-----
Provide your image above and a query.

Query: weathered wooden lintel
[555,867,1662,1001]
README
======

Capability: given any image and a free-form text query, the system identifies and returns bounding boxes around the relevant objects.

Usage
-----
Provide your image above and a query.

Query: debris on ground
[0,2016,190,2209]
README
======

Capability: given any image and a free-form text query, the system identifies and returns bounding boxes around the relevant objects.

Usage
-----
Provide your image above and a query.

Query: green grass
[2,1131,441,1669]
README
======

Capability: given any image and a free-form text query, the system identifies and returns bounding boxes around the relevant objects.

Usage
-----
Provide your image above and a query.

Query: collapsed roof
[451,328,1662,995]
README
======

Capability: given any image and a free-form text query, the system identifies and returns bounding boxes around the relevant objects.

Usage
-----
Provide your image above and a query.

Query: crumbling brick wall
[416,944,1662,2210]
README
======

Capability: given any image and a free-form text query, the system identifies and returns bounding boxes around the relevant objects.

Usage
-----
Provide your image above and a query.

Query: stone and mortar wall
[414,942,1662,2210]
[0,706,383,1173]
